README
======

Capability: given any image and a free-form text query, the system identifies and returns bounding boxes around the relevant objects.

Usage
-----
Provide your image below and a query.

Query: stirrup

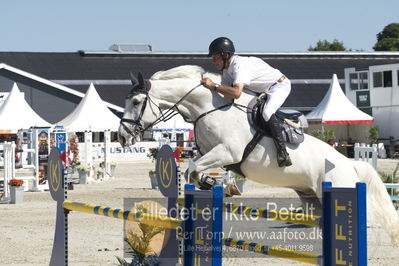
[277,150,292,167]
[278,158,292,167]
[278,159,292,167]
[197,174,216,190]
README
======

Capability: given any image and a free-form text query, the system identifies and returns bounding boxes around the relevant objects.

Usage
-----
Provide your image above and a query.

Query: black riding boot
[268,114,292,167]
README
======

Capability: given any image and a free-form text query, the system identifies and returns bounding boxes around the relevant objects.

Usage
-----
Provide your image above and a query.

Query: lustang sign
[110,146,146,154]
[78,141,158,162]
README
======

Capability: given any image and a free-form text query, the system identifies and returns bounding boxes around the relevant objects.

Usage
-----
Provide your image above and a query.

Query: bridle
[120,75,237,148]
[120,83,202,136]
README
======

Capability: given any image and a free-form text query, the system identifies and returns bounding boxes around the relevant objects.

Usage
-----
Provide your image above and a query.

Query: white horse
[118,65,399,247]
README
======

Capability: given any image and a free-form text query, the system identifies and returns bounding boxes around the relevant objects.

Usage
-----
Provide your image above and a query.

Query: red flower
[8,179,24,187]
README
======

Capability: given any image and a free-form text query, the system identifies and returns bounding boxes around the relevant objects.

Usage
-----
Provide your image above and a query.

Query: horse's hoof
[224,182,242,197]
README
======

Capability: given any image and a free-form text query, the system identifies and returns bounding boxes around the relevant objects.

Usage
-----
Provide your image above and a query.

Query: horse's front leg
[185,144,241,196]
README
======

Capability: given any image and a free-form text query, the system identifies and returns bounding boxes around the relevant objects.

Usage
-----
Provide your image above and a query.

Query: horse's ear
[137,72,151,92]
[130,72,138,86]
[137,72,144,86]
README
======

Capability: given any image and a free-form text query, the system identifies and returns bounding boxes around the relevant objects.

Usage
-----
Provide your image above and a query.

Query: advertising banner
[78,141,158,162]
[36,129,49,184]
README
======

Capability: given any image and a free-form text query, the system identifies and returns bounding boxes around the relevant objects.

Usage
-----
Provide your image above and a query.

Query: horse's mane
[150,65,221,83]
[150,65,204,80]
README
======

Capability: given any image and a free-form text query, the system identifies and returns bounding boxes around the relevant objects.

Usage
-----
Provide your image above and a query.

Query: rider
[201,37,292,167]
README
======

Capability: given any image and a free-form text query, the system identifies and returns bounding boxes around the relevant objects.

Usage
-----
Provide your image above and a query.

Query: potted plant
[77,164,91,184]
[147,147,159,162]
[8,178,24,204]
[233,174,247,193]
[96,168,104,180]
[110,161,117,176]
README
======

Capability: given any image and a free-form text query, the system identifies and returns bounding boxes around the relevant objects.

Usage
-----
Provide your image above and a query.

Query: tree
[368,125,379,144]
[310,129,335,142]
[308,39,349,51]
[373,23,399,51]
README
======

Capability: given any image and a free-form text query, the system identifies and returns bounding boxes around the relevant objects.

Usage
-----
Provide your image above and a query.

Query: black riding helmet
[208,37,235,69]
[208,37,235,56]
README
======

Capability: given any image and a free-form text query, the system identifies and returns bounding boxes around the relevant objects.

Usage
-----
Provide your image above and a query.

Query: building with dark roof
[1,50,399,125]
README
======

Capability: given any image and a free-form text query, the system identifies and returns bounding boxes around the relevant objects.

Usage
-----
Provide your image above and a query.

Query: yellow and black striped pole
[63,201,181,230]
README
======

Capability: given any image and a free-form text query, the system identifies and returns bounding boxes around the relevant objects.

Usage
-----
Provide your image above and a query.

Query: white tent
[0,83,52,133]
[306,74,374,142]
[56,83,120,132]
[306,74,373,124]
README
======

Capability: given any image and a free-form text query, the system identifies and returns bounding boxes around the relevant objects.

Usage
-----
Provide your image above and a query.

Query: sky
[1,0,398,53]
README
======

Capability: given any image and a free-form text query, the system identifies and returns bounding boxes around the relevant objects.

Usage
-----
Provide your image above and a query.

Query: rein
[120,84,201,135]
[147,83,203,129]
[121,80,264,170]
[121,84,236,142]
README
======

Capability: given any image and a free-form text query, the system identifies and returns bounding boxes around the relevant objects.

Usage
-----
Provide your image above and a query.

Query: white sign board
[78,141,158,162]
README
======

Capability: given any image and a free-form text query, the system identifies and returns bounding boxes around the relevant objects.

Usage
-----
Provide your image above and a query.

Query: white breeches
[262,79,291,122]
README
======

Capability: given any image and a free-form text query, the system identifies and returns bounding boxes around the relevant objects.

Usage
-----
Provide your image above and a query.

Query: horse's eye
[132,99,141,106]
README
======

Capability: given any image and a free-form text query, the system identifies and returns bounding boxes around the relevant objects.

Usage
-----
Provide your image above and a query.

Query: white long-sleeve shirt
[222,55,283,93]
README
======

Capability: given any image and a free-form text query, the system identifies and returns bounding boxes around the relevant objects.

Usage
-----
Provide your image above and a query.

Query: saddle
[225,94,307,177]
[249,94,306,145]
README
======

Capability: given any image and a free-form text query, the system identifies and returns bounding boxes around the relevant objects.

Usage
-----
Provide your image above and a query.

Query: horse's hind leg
[294,189,322,216]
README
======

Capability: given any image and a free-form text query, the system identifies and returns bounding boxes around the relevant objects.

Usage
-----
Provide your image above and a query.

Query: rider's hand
[201,77,215,90]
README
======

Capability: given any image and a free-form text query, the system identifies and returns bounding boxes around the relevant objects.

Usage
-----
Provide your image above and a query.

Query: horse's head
[118,72,159,147]
[118,65,225,148]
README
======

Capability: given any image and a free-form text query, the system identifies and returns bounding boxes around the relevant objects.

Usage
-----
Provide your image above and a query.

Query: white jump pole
[83,131,93,176]
[104,130,111,177]
[3,142,16,200]
[31,129,40,191]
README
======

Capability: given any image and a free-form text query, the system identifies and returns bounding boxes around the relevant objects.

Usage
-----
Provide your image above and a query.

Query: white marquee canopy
[56,83,120,132]
[306,74,373,124]
[0,83,52,133]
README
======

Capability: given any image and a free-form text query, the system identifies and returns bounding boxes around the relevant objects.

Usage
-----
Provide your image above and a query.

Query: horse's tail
[353,160,399,247]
